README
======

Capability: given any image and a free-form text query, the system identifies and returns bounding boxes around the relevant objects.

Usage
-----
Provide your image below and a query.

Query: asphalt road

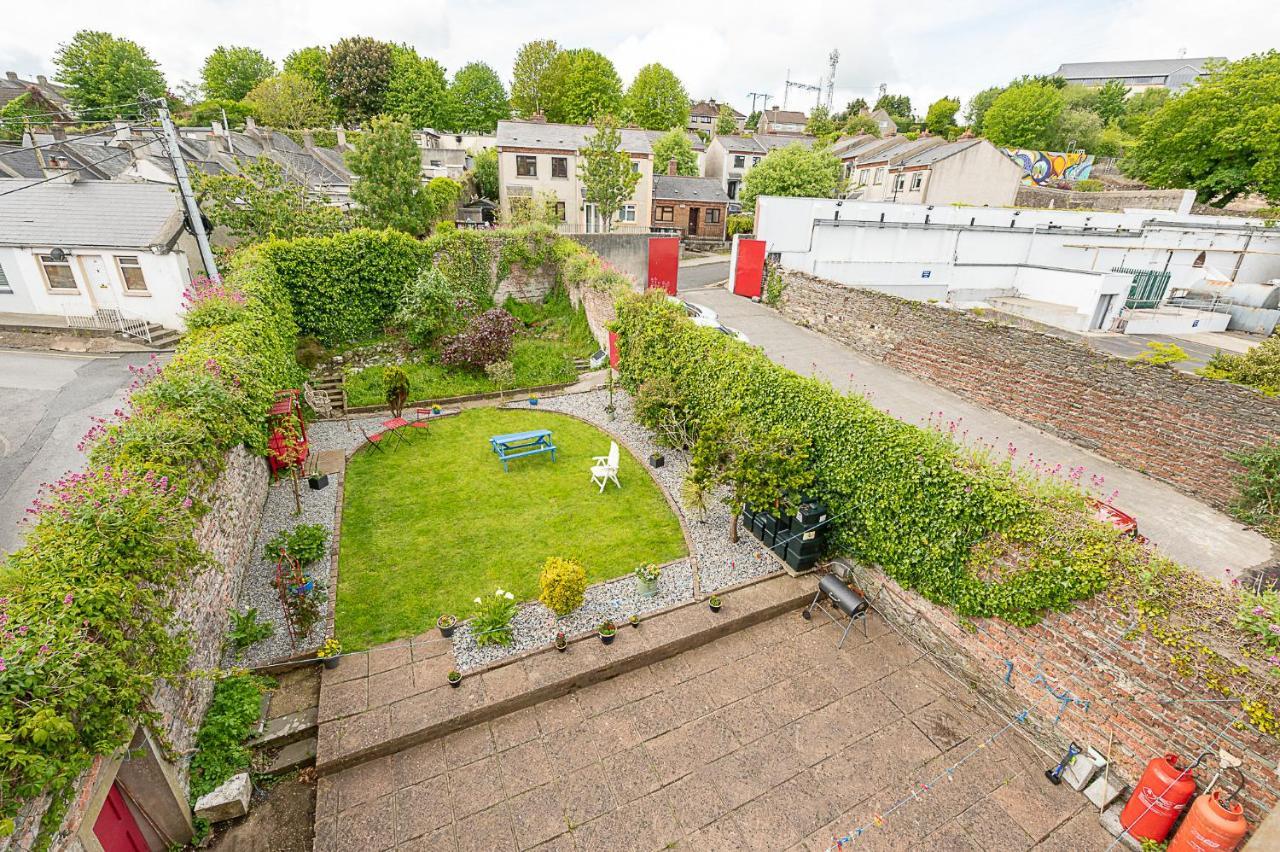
[678,259,730,290]
[0,349,158,557]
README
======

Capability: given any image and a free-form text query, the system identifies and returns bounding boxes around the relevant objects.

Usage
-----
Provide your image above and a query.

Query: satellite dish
[49,247,67,262]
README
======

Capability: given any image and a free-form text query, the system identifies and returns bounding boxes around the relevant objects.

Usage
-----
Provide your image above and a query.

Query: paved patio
[313,608,1114,851]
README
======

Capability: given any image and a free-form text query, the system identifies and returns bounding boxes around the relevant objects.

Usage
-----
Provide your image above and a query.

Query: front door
[1091,293,1116,330]
[584,203,601,233]
[80,254,119,312]
[688,207,700,236]
[93,784,149,851]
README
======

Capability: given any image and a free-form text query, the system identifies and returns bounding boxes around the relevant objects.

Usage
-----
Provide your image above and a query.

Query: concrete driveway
[0,349,158,556]
[676,282,1272,583]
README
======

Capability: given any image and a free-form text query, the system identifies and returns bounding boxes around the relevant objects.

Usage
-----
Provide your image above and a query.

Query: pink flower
[1253,606,1267,616]
[39,644,51,655]
[63,592,74,606]
[0,658,6,672]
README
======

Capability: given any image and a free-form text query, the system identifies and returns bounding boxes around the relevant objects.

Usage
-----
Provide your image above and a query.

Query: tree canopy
[200,46,275,101]
[327,36,394,125]
[510,39,561,117]
[842,113,880,137]
[195,157,348,242]
[623,63,689,130]
[805,106,838,139]
[448,62,509,132]
[874,93,912,119]
[470,147,499,200]
[715,104,738,135]
[284,46,331,103]
[383,45,449,129]
[981,82,1065,149]
[577,115,640,231]
[544,48,623,125]
[651,129,699,177]
[244,73,332,128]
[965,86,1003,135]
[740,143,841,210]
[53,30,166,113]
[924,96,960,136]
[346,115,436,235]
[1094,80,1129,125]
[1125,51,1280,205]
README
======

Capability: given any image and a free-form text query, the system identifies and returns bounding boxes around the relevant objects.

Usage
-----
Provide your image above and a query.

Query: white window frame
[0,259,11,294]
[910,173,924,191]
[619,204,637,223]
[893,174,906,192]
[873,167,884,185]
[38,252,78,293]
[733,155,745,168]
[115,255,150,295]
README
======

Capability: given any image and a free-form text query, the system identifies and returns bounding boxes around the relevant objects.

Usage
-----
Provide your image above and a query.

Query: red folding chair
[411,408,434,437]
[356,423,387,452]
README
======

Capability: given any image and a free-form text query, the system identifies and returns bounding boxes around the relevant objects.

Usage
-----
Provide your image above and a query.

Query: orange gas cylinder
[1120,754,1198,843]
[1167,791,1248,852]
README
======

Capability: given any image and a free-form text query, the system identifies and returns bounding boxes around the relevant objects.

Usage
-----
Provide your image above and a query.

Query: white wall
[497,150,653,232]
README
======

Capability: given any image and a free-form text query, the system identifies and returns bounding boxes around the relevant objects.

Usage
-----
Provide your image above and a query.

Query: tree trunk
[729,511,739,544]
[291,468,302,515]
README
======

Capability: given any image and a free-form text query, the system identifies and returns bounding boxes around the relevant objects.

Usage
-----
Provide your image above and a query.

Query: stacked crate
[742,498,829,575]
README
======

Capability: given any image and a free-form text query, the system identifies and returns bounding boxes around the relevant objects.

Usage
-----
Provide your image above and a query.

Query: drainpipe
[1230,231,1253,282]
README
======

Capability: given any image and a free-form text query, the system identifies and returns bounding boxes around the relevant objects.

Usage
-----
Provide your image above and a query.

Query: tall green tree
[447,62,508,132]
[243,73,332,128]
[346,115,433,234]
[1051,108,1103,152]
[384,45,448,129]
[53,30,166,113]
[924,96,960,135]
[740,143,841,210]
[965,86,1003,135]
[327,36,395,125]
[981,82,1065,149]
[805,105,838,139]
[200,46,275,101]
[544,48,623,125]
[577,115,640,232]
[284,46,331,102]
[1117,87,1168,135]
[843,113,880,137]
[833,98,868,124]
[510,39,561,117]
[194,157,348,242]
[715,104,738,135]
[470,147,498,200]
[1125,52,1280,205]
[623,63,689,130]
[651,129,699,176]
[187,99,254,128]
[874,93,912,119]
[1094,79,1129,125]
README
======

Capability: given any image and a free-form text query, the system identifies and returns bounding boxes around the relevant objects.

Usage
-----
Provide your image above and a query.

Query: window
[733,155,745,168]
[619,204,636,222]
[551,156,568,178]
[630,161,640,173]
[705,208,720,223]
[873,167,884,185]
[554,201,566,222]
[116,255,149,293]
[893,174,906,192]
[910,173,923,191]
[516,155,537,177]
[727,180,739,200]
[752,156,761,166]
[657,206,674,222]
[859,169,869,185]
[0,260,10,294]
[39,253,77,291]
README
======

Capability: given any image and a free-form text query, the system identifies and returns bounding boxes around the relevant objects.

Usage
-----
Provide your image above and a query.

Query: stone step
[247,706,317,750]
[262,736,317,776]
[314,572,815,775]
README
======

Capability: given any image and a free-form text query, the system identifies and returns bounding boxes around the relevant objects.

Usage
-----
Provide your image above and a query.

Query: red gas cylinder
[1120,754,1198,843]
[1167,791,1248,852]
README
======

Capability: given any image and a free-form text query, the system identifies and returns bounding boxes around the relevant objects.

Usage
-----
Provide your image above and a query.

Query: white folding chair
[590,441,621,492]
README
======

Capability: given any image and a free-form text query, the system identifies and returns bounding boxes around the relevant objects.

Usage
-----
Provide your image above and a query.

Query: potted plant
[555,631,567,652]
[289,576,315,596]
[385,366,410,418]
[649,452,665,468]
[634,563,661,598]
[447,670,462,688]
[629,614,640,629]
[437,613,458,638]
[708,594,723,613]
[308,470,329,490]
[316,637,342,669]
[431,404,442,416]
[597,620,617,645]
[528,396,539,406]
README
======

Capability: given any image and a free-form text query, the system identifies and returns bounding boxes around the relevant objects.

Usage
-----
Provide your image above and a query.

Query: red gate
[93,784,149,851]
[647,237,679,295]
[733,238,766,298]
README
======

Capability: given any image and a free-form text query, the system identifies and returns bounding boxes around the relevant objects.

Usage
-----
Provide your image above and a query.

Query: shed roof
[0,179,185,248]
[653,175,730,203]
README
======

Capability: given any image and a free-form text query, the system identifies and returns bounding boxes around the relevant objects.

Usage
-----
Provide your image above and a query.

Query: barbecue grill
[802,574,869,648]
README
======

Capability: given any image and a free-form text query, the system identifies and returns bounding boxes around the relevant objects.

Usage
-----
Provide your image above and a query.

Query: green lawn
[335,408,687,650]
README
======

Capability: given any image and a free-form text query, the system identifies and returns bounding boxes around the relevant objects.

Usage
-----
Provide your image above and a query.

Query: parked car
[668,296,749,344]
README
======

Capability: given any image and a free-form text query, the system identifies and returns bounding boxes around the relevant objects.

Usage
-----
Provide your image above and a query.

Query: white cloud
[3,0,1277,116]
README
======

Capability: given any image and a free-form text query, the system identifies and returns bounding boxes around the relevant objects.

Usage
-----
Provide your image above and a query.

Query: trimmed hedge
[614,291,1129,625]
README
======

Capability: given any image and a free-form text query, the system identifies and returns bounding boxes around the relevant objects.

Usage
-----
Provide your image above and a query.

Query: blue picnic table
[489,429,556,472]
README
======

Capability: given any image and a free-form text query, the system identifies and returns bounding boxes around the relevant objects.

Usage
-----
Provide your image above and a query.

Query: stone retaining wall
[1015,185,1192,212]
[776,270,1280,510]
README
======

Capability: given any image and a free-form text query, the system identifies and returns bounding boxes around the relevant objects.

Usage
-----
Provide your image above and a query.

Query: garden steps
[312,571,815,776]
[261,736,318,776]
[247,706,317,751]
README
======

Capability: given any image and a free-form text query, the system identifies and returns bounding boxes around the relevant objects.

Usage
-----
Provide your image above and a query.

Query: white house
[704,133,816,203]
[884,139,1024,207]
[0,179,199,335]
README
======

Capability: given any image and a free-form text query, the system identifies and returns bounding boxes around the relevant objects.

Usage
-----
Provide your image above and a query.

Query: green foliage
[544,48,623,125]
[383,45,448,129]
[195,157,350,243]
[805,105,839,139]
[186,98,255,128]
[188,674,273,802]
[1198,336,1280,395]
[965,86,1004,135]
[1117,87,1168,136]
[716,104,739,135]
[243,72,333,128]
[577,114,641,231]
[1228,442,1280,537]
[1131,341,1189,367]
[283,46,332,105]
[539,557,588,616]
[471,588,518,646]
[485,359,516,393]
[447,62,509,132]
[53,30,166,113]
[623,63,690,130]
[423,228,495,307]
[471,147,499,200]
[763,263,786,306]
[740,143,842,210]
[727,213,754,238]
[346,115,437,235]
[263,523,329,566]
[327,36,394,125]
[511,39,561,118]
[384,365,410,412]
[1053,107,1104,154]
[1094,80,1129,125]
[874,93,912,119]
[924,96,961,136]
[1074,179,1105,192]
[982,82,1065,149]
[842,113,880,137]
[201,46,275,101]
[0,94,43,141]
[1235,590,1280,654]
[650,129,699,177]
[395,266,470,346]
[228,608,275,655]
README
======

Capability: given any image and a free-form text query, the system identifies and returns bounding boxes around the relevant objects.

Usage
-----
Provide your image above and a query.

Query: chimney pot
[530,112,547,124]
[37,74,48,85]
[5,72,18,81]
[335,127,348,148]
[667,158,678,176]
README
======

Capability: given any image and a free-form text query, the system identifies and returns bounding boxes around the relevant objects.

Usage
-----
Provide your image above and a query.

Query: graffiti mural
[1003,149,1095,186]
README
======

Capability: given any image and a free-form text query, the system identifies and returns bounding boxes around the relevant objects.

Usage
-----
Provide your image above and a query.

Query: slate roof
[0,73,70,112]
[713,134,763,154]
[653,175,730,203]
[0,140,131,180]
[898,139,981,168]
[690,100,744,119]
[0,180,185,248]
[857,137,944,165]
[641,129,706,152]
[755,134,813,152]
[497,120,652,154]
[761,108,807,125]
[1053,58,1223,80]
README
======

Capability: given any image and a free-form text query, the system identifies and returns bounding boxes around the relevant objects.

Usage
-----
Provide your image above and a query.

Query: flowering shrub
[1235,591,1280,655]
[183,275,247,330]
[440,309,518,369]
[539,557,587,616]
[470,588,517,647]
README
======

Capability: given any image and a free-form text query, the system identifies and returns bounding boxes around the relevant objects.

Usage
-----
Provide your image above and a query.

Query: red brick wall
[778,271,1280,509]
[852,562,1280,831]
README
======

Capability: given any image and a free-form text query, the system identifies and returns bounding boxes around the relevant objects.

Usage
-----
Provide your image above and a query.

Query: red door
[647,237,680,295]
[733,239,766,298]
[93,784,149,852]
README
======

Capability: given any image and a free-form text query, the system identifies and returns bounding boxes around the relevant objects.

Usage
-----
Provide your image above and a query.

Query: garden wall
[851,561,1280,830]
[571,232,654,287]
[776,269,1280,509]
[1015,185,1193,212]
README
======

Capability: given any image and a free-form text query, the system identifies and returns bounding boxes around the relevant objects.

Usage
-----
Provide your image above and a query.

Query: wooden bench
[489,429,557,472]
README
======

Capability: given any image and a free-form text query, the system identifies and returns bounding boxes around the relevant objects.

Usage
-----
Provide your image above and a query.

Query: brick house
[687,99,745,135]
[652,162,730,242]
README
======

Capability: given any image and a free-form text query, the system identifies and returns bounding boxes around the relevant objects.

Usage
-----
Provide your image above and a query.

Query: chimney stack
[302,130,315,149]
[529,112,547,124]
[667,158,677,177]
[39,152,79,184]
[36,74,49,86]
[4,72,18,81]
[335,127,348,149]
[51,124,66,141]
[112,120,134,145]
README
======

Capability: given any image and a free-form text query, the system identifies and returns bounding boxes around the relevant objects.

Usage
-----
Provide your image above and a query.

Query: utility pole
[746,92,772,114]
[824,50,840,111]
[146,94,219,279]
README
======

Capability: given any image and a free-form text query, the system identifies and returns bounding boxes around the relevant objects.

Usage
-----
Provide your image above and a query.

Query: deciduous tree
[1094,79,1129,125]
[981,82,1064,149]
[544,48,623,125]
[623,63,689,130]
[874,93,912,120]
[842,113,879,137]
[345,114,433,234]
[53,30,166,113]
[510,39,561,117]
[924,96,960,136]
[740,143,841,210]
[383,45,448,129]
[194,157,349,242]
[243,73,332,128]
[470,147,498,200]
[805,105,838,139]
[327,36,394,125]
[447,62,508,132]
[577,115,640,232]
[200,46,275,101]
[284,46,331,102]
[965,86,1003,135]
[650,129,699,176]
[715,104,737,135]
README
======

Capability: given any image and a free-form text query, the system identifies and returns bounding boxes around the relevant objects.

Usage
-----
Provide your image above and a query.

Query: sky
[5,0,1280,118]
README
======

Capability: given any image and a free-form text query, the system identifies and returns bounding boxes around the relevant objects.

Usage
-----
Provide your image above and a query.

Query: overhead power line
[0,148,135,197]
[0,122,152,160]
